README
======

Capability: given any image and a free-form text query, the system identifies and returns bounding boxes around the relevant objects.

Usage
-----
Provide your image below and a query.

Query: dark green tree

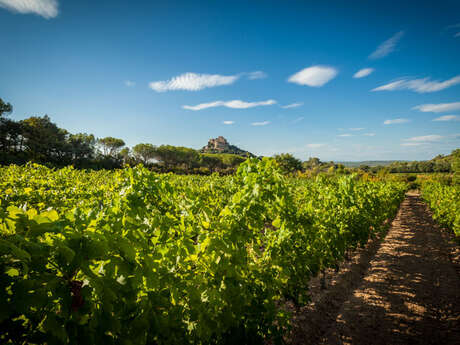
[273,153,302,174]
[200,154,223,172]
[153,145,199,169]
[302,157,321,170]
[97,137,125,157]
[132,143,156,164]
[20,115,68,164]
[0,120,23,164]
[66,133,96,167]
[0,98,13,117]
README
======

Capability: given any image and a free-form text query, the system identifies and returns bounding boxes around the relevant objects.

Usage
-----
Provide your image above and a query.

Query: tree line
[1,97,458,175]
[0,98,246,173]
[384,158,453,173]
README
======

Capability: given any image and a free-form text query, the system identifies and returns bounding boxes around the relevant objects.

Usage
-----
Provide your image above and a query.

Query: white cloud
[251,121,270,126]
[291,117,304,124]
[307,143,325,148]
[413,102,460,113]
[0,0,57,18]
[363,133,376,136]
[371,80,406,91]
[247,71,267,80]
[446,23,460,37]
[183,101,223,111]
[182,99,276,111]
[349,127,365,131]
[149,72,239,92]
[432,115,459,122]
[446,23,460,29]
[369,31,404,59]
[222,120,235,125]
[288,65,338,87]
[281,102,303,109]
[149,71,267,91]
[353,68,374,78]
[338,134,353,137]
[372,75,460,93]
[124,80,135,87]
[404,135,444,142]
[217,99,276,109]
[383,118,410,125]
[401,143,423,147]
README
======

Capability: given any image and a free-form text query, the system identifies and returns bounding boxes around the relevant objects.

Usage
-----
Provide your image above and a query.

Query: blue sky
[1,0,459,161]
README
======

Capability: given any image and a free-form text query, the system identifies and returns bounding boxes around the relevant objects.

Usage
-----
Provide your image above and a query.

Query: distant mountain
[338,150,460,168]
[337,160,403,168]
[200,136,255,157]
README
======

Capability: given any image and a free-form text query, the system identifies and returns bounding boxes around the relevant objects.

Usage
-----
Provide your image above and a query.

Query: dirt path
[290,192,460,345]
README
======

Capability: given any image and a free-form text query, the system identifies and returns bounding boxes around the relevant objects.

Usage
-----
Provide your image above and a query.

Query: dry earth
[288,192,460,345]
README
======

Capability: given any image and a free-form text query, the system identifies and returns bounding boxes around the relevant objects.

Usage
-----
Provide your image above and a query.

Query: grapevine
[0,160,406,344]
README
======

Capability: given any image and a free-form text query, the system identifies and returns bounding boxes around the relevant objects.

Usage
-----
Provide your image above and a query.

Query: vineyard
[422,182,460,238]
[1,160,408,344]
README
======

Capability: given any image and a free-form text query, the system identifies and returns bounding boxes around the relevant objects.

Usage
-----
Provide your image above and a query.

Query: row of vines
[0,160,406,344]
[422,182,459,238]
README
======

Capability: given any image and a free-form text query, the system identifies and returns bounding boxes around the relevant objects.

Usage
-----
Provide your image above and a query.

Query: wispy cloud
[401,143,423,147]
[349,127,365,131]
[445,23,460,37]
[247,71,267,80]
[446,23,460,29]
[401,134,447,146]
[182,101,222,111]
[369,31,404,59]
[353,68,374,78]
[307,143,325,148]
[222,120,235,125]
[281,102,303,109]
[251,121,270,126]
[384,118,410,125]
[149,72,239,92]
[288,65,338,87]
[124,80,135,87]
[0,0,58,18]
[182,99,276,111]
[372,75,460,93]
[413,102,460,113]
[372,80,405,92]
[291,117,304,124]
[149,71,267,92]
[432,115,459,122]
[338,134,353,137]
[363,133,376,136]
[404,135,444,143]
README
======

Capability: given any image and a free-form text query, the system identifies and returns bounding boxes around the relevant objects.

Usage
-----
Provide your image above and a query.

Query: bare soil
[288,192,460,345]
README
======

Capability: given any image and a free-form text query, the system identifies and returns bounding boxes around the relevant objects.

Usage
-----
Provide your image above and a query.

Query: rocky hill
[200,136,255,157]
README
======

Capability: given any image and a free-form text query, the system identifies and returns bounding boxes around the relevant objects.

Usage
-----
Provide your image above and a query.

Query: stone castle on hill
[200,136,255,157]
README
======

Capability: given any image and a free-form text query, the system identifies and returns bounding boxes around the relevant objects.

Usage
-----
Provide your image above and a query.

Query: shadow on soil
[289,194,460,345]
